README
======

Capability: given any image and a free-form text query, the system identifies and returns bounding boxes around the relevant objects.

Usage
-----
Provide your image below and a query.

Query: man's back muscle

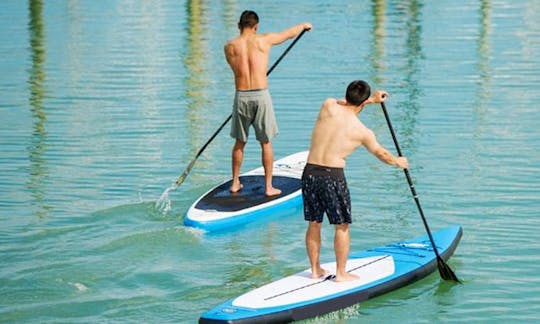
[224,35,269,90]
[307,99,368,168]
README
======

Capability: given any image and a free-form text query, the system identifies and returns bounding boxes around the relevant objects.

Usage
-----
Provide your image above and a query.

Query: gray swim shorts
[230,89,278,143]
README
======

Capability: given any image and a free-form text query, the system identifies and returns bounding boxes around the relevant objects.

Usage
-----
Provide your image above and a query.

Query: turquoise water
[1,0,539,322]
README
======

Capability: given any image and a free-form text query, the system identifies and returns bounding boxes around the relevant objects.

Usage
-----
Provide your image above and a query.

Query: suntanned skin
[305,91,408,282]
[225,21,312,196]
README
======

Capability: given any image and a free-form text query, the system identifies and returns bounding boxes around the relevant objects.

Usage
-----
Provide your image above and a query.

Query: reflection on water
[475,0,492,112]
[184,0,209,157]
[27,0,50,219]
[221,0,237,32]
[368,0,386,85]
[471,0,492,181]
[399,0,424,149]
[367,0,424,152]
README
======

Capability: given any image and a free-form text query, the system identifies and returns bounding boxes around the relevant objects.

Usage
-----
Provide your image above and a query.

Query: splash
[70,282,88,292]
[155,185,176,214]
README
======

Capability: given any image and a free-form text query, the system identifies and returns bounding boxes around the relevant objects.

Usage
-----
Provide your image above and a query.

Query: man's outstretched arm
[263,22,312,46]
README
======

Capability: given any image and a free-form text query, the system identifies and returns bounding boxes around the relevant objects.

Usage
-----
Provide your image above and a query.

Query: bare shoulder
[225,37,244,58]
[317,98,337,114]
[253,33,273,50]
[224,39,236,52]
[361,125,375,138]
[346,117,371,142]
[358,126,380,149]
[224,43,235,64]
[322,98,337,107]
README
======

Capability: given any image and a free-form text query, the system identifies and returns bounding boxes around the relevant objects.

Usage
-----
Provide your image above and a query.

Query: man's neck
[339,99,364,114]
[240,27,257,37]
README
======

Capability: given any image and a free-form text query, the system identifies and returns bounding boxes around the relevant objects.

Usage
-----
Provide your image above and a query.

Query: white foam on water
[71,282,88,292]
[155,185,174,214]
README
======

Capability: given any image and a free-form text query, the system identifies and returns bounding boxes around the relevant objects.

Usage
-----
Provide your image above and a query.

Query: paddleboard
[184,151,308,232]
[199,225,462,323]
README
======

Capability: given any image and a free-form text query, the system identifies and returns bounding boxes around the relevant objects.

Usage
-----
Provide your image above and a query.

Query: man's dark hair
[238,10,259,30]
[345,80,371,105]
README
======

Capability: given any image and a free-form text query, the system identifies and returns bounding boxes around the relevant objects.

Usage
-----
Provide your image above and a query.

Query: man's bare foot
[334,272,359,282]
[310,267,330,279]
[230,183,243,193]
[265,187,282,197]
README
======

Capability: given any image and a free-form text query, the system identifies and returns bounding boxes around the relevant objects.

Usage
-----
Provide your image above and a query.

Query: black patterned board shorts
[301,163,352,224]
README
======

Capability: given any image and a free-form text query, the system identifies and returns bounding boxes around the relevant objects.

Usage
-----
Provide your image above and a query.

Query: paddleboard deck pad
[199,225,462,323]
[184,151,308,232]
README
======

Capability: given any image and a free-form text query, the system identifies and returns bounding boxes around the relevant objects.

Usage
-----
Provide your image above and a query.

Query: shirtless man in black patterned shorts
[302,80,408,282]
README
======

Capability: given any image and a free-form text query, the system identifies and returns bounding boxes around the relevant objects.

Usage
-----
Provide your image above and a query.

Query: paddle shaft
[172,29,308,188]
[380,102,461,282]
[379,102,444,260]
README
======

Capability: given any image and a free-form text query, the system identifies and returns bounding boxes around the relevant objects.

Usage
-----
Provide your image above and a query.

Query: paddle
[172,29,308,189]
[380,102,461,283]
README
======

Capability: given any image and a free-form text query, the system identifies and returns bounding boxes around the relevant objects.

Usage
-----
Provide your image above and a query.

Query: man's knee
[233,140,246,150]
[334,223,350,232]
[308,221,322,230]
[259,140,271,148]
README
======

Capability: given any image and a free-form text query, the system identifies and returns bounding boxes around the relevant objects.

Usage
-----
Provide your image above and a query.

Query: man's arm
[224,43,235,66]
[359,90,407,168]
[262,22,312,46]
[362,129,408,169]
[361,90,388,108]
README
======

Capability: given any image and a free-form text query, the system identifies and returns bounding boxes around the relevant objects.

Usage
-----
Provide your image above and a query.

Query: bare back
[225,23,310,91]
[307,99,380,168]
[224,34,270,90]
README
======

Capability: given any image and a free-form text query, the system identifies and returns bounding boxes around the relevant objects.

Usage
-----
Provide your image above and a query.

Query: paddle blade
[437,258,461,283]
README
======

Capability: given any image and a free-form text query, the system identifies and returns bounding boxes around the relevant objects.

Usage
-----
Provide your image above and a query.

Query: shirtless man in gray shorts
[302,80,408,282]
[224,10,311,196]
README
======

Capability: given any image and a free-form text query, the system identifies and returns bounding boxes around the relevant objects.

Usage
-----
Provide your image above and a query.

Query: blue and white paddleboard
[199,225,462,323]
[184,151,308,232]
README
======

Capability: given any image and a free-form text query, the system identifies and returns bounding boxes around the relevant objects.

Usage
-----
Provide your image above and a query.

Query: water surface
[1,0,539,322]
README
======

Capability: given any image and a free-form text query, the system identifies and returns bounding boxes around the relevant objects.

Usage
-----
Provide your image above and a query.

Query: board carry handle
[170,29,309,190]
[380,102,461,283]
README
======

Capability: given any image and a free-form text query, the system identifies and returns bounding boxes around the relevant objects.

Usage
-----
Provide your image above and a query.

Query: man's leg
[260,141,281,196]
[334,223,359,282]
[306,221,329,279]
[231,139,246,193]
